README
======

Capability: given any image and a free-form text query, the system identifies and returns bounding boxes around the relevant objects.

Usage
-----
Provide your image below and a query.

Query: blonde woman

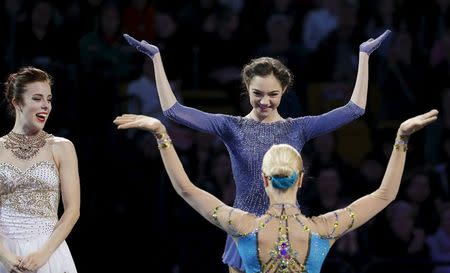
[114,109,437,273]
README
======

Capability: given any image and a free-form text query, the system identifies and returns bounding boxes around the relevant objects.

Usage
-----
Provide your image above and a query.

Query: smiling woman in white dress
[0,66,79,273]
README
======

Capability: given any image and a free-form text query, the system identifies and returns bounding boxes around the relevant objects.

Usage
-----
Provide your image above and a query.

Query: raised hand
[123,34,160,58]
[359,29,391,55]
[114,114,165,133]
[399,109,439,136]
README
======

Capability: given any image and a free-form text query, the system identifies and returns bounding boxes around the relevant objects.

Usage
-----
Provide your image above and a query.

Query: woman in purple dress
[124,29,390,272]
[114,109,438,273]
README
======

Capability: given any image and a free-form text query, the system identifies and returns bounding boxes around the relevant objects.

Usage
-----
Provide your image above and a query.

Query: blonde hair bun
[262,144,303,190]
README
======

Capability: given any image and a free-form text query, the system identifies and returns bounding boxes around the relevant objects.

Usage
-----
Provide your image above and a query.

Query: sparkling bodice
[0,161,60,239]
[164,102,364,216]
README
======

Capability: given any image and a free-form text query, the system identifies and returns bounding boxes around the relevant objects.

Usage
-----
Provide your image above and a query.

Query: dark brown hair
[241,57,293,91]
[4,66,53,116]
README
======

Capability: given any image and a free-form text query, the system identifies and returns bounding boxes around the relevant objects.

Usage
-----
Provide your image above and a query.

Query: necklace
[4,131,51,160]
[269,203,298,209]
[266,203,311,232]
[267,203,299,215]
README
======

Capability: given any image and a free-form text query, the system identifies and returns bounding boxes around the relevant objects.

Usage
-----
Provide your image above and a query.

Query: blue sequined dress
[164,101,364,270]
[209,204,356,273]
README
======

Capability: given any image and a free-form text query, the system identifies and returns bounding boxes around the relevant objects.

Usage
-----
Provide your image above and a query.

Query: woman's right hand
[123,34,160,58]
[114,114,165,133]
[359,29,391,55]
[398,109,439,136]
[1,253,23,273]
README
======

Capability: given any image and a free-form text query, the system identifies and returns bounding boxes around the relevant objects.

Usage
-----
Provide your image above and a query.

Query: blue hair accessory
[270,171,299,189]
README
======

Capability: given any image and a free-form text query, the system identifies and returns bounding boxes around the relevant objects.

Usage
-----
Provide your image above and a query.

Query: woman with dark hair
[0,66,79,272]
[123,29,390,272]
[114,108,438,273]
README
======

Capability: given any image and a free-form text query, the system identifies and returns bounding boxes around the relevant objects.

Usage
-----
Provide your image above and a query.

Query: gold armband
[154,131,167,140]
[154,131,172,149]
[394,134,409,152]
[394,143,408,152]
[396,134,409,144]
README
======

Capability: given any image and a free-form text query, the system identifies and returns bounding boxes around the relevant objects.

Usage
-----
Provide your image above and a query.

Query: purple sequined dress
[164,101,364,270]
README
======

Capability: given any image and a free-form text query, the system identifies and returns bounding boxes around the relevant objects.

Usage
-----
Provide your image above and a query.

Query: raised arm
[351,29,391,109]
[114,114,251,234]
[124,34,229,135]
[301,30,390,141]
[312,110,438,239]
[300,31,391,141]
[123,34,176,110]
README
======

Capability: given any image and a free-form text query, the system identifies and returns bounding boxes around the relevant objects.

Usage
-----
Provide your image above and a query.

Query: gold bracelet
[157,137,172,149]
[153,131,172,149]
[154,131,167,140]
[394,143,408,152]
[395,134,409,145]
[158,139,172,149]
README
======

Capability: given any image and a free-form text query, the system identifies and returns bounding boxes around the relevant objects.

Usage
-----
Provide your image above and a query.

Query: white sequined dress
[0,137,77,272]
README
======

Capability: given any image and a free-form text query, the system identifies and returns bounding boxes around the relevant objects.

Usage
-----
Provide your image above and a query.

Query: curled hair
[3,66,52,117]
[241,57,293,91]
[262,144,303,190]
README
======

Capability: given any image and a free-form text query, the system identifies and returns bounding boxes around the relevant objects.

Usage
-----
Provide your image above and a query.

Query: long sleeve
[297,101,364,141]
[163,102,230,136]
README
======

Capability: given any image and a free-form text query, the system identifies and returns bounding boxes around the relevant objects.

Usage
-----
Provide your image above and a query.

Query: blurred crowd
[1,0,450,272]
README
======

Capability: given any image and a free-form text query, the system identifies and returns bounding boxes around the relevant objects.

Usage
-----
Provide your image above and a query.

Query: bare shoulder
[48,135,73,146]
[49,136,76,155]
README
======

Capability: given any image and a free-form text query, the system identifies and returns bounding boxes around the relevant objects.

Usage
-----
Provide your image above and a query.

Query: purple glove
[359,29,391,55]
[123,34,160,58]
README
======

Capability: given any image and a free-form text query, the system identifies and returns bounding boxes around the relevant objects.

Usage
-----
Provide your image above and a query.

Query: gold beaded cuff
[394,134,409,152]
[396,134,409,145]
[394,143,408,152]
[157,138,172,149]
[154,131,172,149]
[154,131,167,140]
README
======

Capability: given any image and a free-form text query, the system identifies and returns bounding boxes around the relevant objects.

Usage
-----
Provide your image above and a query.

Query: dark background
[1,0,450,272]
